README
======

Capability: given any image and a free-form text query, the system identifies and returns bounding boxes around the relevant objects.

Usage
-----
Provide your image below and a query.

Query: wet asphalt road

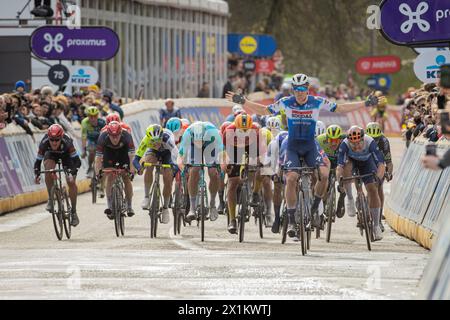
[0,138,429,299]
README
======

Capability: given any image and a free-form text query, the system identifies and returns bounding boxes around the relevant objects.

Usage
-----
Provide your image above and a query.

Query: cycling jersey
[374,135,392,164]
[135,129,178,163]
[179,122,223,165]
[316,133,346,164]
[34,133,81,175]
[265,131,288,172]
[81,117,106,145]
[96,131,135,168]
[268,95,337,142]
[337,135,385,167]
[252,114,267,128]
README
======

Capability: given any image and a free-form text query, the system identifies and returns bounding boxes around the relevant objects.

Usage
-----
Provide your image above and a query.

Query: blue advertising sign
[380,0,450,47]
[366,74,392,92]
[228,34,277,57]
[30,26,120,61]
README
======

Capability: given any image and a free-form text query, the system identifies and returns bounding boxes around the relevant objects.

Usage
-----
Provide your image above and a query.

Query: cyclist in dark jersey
[34,124,81,227]
[366,122,393,232]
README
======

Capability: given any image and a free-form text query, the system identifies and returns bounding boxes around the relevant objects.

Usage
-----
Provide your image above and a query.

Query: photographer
[422,68,450,171]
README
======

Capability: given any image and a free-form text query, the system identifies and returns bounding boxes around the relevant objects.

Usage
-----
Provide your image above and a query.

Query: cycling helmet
[235,113,253,130]
[232,104,244,115]
[315,121,326,137]
[85,106,99,117]
[281,82,291,91]
[166,117,182,133]
[146,124,164,141]
[220,121,232,136]
[190,122,206,142]
[366,122,382,138]
[266,116,282,131]
[326,125,343,140]
[180,118,190,128]
[47,124,64,140]
[348,126,364,143]
[260,127,273,144]
[292,73,309,91]
[107,121,122,137]
[106,113,121,124]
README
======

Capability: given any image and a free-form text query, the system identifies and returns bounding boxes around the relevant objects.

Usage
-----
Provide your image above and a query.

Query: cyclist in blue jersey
[226,73,386,238]
[336,126,386,241]
[177,122,224,223]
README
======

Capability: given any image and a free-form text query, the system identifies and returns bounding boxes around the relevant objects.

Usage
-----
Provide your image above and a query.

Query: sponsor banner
[356,55,401,74]
[380,0,450,46]
[414,50,450,83]
[69,65,99,87]
[31,26,120,61]
[228,34,277,57]
[0,137,23,198]
[255,59,275,74]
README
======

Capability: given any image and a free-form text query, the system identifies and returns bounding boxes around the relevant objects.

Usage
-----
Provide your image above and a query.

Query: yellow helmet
[366,122,382,138]
[85,106,99,117]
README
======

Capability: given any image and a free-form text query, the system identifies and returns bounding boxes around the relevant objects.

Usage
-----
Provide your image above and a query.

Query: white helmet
[292,73,309,87]
[266,116,281,131]
[315,121,326,137]
[281,82,291,91]
[232,104,243,114]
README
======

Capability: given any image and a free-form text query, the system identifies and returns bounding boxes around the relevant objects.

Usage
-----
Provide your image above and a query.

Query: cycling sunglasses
[49,138,61,142]
[293,85,308,92]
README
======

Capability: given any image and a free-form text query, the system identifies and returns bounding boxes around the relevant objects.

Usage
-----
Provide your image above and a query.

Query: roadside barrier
[385,138,450,250]
[0,99,232,214]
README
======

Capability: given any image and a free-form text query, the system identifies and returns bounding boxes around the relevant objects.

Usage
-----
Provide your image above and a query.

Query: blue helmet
[166,117,182,133]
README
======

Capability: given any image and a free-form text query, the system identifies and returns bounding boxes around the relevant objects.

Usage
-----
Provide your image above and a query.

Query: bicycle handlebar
[143,163,173,169]
[340,173,377,183]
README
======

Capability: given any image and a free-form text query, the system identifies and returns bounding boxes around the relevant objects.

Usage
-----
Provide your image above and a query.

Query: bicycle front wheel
[258,205,264,239]
[200,187,206,242]
[281,203,288,244]
[112,186,121,237]
[50,186,64,241]
[91,176,97,204]
[149,184,160,238]
[360,195,372,251]
[326,185,336,243]
[238,187,248,243]
[63,189,72,239]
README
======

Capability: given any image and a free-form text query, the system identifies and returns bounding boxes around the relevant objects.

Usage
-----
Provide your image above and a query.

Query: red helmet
[47,124,64,139]
[220,121,232,136]
[107,121,122,137]
[106,113,121,124]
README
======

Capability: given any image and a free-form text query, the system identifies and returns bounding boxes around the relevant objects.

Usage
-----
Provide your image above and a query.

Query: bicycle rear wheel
[281,204,288,244]
[149,184,160,238]
[91,176,97,204]
[173,187,181,235]
[238,186,248,243]
[258,205,264,239]
[63,189,72,239]
[112,186,121,237]
[50,186,64,241]
[119,187,125,236]
[326,185,336,243]
[200,187,206,242]
[299,192,307,255]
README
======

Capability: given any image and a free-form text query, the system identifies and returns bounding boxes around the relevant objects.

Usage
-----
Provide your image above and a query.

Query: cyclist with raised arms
[336,126,386,241]
[133,124,178,224]
[226,73,385,239]
[95,121,136,219]
[366,122,393,232]
[177,121,223,223]
[81,106,106,176]
[34,124,82,227]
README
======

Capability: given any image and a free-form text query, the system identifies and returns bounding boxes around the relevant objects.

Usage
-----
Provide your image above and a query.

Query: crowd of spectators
[0,80,124,140]
[400,83,449,146]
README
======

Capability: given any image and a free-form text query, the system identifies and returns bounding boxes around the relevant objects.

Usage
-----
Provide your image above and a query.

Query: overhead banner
[31,26,120,61]
[380,0,450,47]
[356,55,401,74]
[227,34,277,57]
